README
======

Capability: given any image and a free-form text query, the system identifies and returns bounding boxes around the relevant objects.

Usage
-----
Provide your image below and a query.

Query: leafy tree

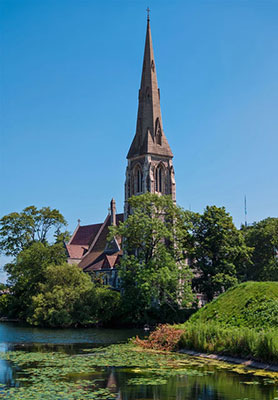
[0,206,67,256]
[28,263,121,327]
[242,217,278,281]
[109,193,194,324]
[4,241,67,319]
[191,206,252,301]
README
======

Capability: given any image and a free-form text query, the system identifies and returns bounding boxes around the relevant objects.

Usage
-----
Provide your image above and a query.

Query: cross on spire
[146,7,150,21]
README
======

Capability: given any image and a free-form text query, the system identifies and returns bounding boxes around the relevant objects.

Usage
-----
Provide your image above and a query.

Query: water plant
[1,343,278,399]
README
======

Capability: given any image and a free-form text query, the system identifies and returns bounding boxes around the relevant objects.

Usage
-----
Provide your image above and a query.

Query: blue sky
[1,0,277,281]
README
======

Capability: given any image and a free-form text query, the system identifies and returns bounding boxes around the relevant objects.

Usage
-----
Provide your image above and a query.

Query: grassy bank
[174,282,278,362]
[177,322,278,363]
[189,282,278,328]
[134,282,278,363]
[175,282,278,363]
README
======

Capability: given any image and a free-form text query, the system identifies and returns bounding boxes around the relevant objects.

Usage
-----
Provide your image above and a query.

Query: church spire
[124,16,176,218]
[127,17,173,159]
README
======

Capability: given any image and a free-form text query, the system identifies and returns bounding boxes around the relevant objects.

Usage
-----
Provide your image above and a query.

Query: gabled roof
[83,253,122,273]
[78,213,123,270]
[65,222,103,260]
[66,244,88,259]
[69,223,102,246]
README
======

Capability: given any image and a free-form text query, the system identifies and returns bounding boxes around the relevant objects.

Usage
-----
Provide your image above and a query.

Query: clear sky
[1,0,277,281]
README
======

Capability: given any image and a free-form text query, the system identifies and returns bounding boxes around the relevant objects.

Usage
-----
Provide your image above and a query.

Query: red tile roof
[78,213,124,271]
[83,253,122,272]
[70,223,103,246]
[66,244,88,259]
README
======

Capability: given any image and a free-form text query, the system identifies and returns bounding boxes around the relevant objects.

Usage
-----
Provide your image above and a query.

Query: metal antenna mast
[244,195,247,227]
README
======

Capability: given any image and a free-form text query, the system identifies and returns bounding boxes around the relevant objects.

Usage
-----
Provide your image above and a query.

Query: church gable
[77,211,123,271]
[66,222,103,262]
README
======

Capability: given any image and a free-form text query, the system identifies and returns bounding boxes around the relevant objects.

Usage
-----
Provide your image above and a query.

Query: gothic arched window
[155,165,163,193]
[134,165,143,194]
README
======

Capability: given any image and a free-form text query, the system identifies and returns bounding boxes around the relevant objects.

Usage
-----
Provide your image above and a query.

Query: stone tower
[124,16,176,218]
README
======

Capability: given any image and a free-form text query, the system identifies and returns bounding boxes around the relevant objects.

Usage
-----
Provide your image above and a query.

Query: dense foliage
[110,193,195,324]
[3,241,67,320]
[242,217,278,281]
[1,202,277,327]
[28,263,121,327]
[191,206,252,301]
[188,281,278,328]
[0,206,120,327]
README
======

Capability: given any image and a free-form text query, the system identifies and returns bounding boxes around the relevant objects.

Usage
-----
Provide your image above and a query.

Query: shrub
[133,324,183,351]
[27,263,121,327]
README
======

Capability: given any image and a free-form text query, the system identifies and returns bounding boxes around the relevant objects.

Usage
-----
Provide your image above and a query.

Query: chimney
[110,198,116,226]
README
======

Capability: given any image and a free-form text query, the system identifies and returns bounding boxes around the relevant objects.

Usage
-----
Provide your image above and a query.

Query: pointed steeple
[127,17,173,159]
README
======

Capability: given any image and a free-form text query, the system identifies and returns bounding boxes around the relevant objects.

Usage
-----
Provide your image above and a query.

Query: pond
[0,322,277,399]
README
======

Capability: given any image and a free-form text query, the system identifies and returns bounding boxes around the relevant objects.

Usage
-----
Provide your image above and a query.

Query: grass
[177,322,278,363]
[173,282,278,363]
[189,281,278,328]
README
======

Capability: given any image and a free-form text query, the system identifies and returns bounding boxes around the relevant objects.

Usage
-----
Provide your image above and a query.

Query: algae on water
[1,343,278,399]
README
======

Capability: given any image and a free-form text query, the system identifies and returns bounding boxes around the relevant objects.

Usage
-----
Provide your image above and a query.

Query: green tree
[242,217,278,281]
[4,241,67,319]
[109,193,194,324]
[192,206,252,301]
[0,206,67,256]
[28,263,121,327]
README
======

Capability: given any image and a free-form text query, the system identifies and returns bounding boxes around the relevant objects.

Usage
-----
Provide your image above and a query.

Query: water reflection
[0,322,141,344]
[0,322,277,399]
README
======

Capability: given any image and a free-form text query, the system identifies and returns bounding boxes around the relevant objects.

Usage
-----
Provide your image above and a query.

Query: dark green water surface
[0,322,277,400]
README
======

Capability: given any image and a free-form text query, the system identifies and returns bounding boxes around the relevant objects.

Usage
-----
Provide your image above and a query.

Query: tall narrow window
[137,169,142,193]
[157,130,162,145]
[155,165,163,193]
[155,118,162,146]
[134,166,143,194]
[155,118,162,145]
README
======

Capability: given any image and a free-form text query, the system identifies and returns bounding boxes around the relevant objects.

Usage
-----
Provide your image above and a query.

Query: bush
[134,324,183,351]
[27,263,121,327]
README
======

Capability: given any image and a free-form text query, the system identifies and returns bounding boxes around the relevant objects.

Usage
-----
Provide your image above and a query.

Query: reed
[178,322,278,363]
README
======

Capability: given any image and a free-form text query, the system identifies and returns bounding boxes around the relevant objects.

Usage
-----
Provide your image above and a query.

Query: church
[66,16,176,285]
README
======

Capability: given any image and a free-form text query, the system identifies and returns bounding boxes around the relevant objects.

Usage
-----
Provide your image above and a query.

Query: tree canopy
[28,263,121,328]
[242,217,278,281]
[191,206,252,301]
[0,206,67,256]
[4,241,67,319]
[109,193,195,324]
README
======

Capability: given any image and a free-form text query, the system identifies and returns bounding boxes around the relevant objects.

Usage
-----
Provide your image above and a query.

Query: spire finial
[146,7,150,22]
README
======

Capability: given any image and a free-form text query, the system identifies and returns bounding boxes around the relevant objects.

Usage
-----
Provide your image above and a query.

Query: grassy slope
[189,281,278,328]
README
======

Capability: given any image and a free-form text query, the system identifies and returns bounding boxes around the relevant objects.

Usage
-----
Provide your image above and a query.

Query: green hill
[189,281,278,328]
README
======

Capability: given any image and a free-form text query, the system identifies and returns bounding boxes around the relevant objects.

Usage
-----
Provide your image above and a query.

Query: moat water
[0,322,277,399]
